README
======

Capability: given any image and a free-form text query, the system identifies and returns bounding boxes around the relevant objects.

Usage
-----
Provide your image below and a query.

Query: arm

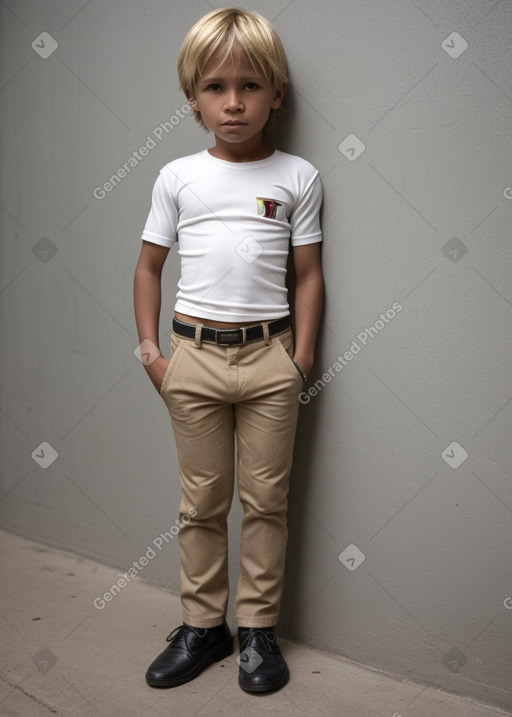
[133,240,171,393]
[292,242,324,380]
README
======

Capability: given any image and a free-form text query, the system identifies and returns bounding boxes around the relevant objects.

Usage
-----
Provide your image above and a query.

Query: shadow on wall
[270,79,331,643]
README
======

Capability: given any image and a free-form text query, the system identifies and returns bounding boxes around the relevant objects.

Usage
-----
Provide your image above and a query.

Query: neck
[208,134,274,163]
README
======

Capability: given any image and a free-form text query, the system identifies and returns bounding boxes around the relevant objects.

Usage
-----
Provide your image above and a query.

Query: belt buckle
[216,329,242,346]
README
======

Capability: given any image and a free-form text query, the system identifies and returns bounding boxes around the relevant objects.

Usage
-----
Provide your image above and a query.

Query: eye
[244,82,259,90]
[207,83,222,91]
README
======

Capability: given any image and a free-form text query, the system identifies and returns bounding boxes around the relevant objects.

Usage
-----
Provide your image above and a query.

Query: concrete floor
[0,529,509,717]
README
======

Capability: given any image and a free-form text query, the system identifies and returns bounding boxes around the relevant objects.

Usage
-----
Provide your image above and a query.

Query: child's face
[187,46,285,148]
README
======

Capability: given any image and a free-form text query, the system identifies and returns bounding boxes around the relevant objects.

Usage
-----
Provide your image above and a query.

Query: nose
[224,90,244,112]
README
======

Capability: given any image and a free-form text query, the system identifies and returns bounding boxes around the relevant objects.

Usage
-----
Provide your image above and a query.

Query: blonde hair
[177,7,288,132]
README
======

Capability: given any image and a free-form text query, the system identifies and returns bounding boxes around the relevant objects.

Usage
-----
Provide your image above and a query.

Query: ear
[271,81,287,110]
[185,88,199,112]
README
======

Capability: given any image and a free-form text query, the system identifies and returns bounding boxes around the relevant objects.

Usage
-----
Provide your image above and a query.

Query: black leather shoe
[237,627,290,693]
[145,621,233,687]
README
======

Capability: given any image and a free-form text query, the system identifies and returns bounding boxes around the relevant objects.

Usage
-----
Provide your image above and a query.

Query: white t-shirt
[141,148,322,322]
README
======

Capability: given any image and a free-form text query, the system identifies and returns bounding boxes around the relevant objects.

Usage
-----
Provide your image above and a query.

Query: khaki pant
[160,323,303,629]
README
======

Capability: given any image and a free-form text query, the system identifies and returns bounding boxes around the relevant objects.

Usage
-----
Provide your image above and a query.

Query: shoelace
[239,628,277,651]
[166,624,207,643]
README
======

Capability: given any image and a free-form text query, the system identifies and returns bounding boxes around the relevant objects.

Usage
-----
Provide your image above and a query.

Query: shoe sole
[145,636,234,688]
[238,666,290,693]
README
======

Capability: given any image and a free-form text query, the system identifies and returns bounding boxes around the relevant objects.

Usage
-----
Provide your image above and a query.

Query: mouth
[222,121,247,126]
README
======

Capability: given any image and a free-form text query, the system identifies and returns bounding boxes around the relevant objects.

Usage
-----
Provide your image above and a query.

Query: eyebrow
[200,76,262,83]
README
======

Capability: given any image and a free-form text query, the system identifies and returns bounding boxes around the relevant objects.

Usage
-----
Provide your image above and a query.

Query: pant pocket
[160,334,185,397]
[275,331,305,382]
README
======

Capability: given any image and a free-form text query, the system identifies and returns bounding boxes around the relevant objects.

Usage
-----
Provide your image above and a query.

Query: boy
[134,7,323,694]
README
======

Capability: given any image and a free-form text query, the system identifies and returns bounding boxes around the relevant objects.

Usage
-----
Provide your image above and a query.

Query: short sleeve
[141,170,178,247]
[289,172,323,247]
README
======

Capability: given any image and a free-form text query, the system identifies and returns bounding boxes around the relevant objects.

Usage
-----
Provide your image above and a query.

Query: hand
[293,354,314,381]
[145,354,170,394]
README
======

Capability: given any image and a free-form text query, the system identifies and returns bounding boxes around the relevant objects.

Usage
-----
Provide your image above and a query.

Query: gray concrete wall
[1,0,511,710]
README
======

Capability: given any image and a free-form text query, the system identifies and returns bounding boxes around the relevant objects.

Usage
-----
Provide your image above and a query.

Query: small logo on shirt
[256,197,283,219]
